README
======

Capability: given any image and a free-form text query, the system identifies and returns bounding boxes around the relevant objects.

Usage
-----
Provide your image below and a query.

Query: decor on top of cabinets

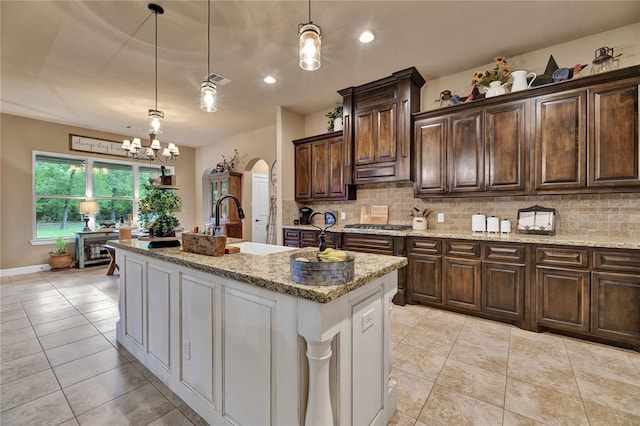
[591,46,620,75]
[510,70,537,92]
[215,149,238,173]
[516,205,555,236]
[325,103,343,131]
[471,56,513,97]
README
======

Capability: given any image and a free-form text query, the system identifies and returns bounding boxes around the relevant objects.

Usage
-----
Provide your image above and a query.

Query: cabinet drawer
[300,230,319,247]
[594,250,640,273]
[445,241,480,258]
[408,238,442,255]
[484,244,525,263]
[536,247,589,268]
[341,233,394,255]
[283,229,300,240]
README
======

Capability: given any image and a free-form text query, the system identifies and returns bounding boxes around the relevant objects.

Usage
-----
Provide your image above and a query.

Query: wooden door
[449,110,484,193]
[536,267,590,332]
[409,254,442,305]
[534,90,587,190]
[294,143,312,200]
[355,108,375,165]
[444,257,482,311]
[591,271,640,345]
[311,140,329,198]
[482,262,525,320]
[374,102,397,163]
[414,116,448,194]
[484,101,526,192]
[588,80,640,188]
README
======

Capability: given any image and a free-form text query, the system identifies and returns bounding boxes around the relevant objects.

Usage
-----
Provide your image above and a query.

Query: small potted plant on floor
[49,236,74,270]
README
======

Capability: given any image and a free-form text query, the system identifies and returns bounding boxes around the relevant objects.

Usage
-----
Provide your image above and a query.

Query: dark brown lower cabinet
[409,254,442,304]
[536,267,591,333]
[591,271,640,346]
[482,262,525,320]
[443,257,482,311]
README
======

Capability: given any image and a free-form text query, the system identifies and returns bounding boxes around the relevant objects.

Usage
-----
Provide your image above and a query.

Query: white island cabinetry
[114,242,404,425]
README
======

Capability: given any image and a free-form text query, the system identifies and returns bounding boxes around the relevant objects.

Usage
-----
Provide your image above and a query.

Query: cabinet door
[300,230,319,248]
[408,254,442,304]
[444,257,482,311]
[536,267,590,333]
[449,110,484,193]
[414,116,448,194]
[485,101,526,192]
[328,136,347,198]
[295,143,312,200]
[482,262,525,320]
[374,103,397,163]
[311,141,329,198]
[591,271,640,345]
[355,108,376,165]
[534,90,587,190]
[588,81,640,188]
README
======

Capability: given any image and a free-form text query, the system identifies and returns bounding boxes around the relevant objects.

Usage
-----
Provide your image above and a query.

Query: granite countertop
[282,225,640,250]
[108,239,407,304]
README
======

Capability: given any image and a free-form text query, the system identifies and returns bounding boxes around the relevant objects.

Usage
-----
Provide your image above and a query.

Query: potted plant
[471,56,513,97]
[139,183,182,237]
[326,104,344,132]
[49,236,74,270]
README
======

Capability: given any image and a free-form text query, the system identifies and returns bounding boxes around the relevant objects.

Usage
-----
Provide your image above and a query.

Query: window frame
[31,150,172,243]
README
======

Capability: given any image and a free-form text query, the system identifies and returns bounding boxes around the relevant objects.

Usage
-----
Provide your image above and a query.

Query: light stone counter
[283,225,640,250]
[108,239,407,303]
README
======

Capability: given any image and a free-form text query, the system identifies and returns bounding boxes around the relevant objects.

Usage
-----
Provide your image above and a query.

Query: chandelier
[122,3,179,163]
[298,0,321,71]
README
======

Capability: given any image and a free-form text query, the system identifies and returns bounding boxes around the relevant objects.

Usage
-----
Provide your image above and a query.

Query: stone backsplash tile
[287,183,640,240]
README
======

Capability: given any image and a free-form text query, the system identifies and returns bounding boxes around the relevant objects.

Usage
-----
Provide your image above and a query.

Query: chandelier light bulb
[122,139,131,151]
[148,109,164,134]
[131,138,142,150]
[299,23,321,71]
[150,139,161,150]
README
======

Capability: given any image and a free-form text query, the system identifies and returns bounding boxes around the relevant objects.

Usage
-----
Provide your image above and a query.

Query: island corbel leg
[304,338,334,426]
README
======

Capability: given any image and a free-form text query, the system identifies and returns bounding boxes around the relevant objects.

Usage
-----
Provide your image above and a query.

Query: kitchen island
[111,239,406,426]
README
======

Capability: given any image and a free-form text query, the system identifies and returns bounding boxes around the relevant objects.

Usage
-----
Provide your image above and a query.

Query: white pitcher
[483,81,509,97]
[511,70,536,92]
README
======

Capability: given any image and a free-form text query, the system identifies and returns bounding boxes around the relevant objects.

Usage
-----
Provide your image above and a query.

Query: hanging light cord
[207,0,211,83]
[154,8,158,111]
[308,0,312,23]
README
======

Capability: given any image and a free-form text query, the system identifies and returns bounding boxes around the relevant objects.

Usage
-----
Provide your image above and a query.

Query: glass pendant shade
[200,81,217,112]
[299,23,321,71]
[148,109,164,134]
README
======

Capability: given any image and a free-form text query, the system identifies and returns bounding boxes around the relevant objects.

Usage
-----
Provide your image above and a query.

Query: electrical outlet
[183,339,191,360]
[340,211,346,220]
[437,213,445,223]
[362,309,374,332]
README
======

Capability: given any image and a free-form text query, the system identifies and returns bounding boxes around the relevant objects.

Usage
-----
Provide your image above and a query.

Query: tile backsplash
[285,183,640,241]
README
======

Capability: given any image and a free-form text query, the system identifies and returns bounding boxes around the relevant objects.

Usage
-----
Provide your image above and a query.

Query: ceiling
[2,1,639,148]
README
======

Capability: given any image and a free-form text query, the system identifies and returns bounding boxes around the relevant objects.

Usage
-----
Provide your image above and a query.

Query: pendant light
[298,0,321,71]
[122,3,179,163]
[201,0,217,112]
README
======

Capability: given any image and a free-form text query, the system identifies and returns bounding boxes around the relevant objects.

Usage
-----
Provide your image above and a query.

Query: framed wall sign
[69,134,127,157]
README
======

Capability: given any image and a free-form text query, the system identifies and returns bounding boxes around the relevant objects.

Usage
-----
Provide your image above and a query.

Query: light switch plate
[437,213,445,223]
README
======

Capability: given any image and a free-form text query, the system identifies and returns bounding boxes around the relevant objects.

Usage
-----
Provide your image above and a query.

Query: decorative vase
[412,217,427,231]
[333,117,343,131]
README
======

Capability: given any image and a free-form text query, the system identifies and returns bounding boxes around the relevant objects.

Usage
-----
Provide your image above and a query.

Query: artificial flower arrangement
[471,56,513,87]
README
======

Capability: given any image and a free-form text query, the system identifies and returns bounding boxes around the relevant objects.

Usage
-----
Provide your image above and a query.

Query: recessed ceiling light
[264,76,277,84]
[359,31,375,44]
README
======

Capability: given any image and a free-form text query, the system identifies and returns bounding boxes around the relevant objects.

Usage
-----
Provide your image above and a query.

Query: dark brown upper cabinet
[293,131,356,202]
[340,67,425,184]
[413,65,640,198]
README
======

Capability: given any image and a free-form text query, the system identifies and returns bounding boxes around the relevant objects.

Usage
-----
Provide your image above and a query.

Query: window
[33,152,169,240]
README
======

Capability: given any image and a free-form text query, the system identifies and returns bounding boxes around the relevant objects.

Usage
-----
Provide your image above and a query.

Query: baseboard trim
[0,264,51,277]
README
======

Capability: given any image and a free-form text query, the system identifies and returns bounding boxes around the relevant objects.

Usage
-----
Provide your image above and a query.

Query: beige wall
[194,124,277,241]
[0,113,196,270]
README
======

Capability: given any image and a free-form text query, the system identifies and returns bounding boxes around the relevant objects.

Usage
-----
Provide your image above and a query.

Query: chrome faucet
[214,194,245,235]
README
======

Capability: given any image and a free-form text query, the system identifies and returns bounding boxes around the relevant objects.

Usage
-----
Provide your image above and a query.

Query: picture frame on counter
[517,205,556,236]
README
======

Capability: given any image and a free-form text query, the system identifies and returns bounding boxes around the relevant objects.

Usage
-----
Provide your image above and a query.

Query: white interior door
[252,173,269,243]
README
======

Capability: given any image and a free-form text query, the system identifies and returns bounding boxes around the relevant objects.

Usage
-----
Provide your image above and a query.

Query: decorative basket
[290,253,355,286]
[181,233,226,257]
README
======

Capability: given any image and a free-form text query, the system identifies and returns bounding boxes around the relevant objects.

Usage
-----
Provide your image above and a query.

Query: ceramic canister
[472,213,486,232]
[501,219,511,234]
[487,216,500,233]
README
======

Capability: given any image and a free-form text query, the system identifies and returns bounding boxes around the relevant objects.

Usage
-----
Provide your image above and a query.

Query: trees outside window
[33,152,167,239]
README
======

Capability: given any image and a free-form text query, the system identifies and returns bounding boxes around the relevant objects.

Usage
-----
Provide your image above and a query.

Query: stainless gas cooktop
[343,224,412,231]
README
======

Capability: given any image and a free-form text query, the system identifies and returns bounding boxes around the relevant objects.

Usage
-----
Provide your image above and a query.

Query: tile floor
[1,266,639,425]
